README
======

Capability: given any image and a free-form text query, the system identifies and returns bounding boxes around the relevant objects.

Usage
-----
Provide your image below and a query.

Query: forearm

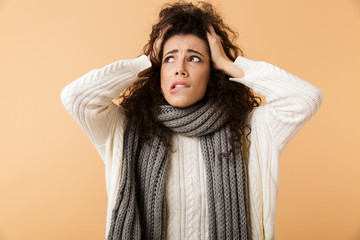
[60,55,152,145]
[61,55,151,111]
[231,57,323,108]
[217,59,245,78]
[230,56,323,151]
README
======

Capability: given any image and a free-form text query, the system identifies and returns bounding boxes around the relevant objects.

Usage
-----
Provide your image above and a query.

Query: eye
[164,56,175,63]
[189,56,201,62]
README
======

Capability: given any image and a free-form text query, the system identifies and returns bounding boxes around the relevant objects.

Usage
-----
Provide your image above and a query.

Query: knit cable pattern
[107,100,250,240]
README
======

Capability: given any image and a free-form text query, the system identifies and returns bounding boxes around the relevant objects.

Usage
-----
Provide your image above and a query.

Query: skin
[139,25,245,107]
[160,34,211,108]
[206,25,245,79]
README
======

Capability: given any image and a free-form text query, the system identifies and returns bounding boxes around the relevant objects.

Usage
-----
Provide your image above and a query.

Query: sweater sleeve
[230,56,323,240]
[230,56,323,152]
[60,55,152,161]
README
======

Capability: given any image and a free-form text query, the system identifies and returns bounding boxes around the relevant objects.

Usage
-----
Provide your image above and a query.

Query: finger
[206,26,215,39]
[154,25,172,57]
[206,28,218,45]
[206,30,212,40]
[159,24,172,40]
[207,26,221,46]
[207,25,216,36]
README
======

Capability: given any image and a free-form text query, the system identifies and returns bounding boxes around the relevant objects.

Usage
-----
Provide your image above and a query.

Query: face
[160,34,211,108]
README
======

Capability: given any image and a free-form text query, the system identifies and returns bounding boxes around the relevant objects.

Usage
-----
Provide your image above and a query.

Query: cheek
[198,69,211,92]
[160,68,167,92]
[201,79,210,96]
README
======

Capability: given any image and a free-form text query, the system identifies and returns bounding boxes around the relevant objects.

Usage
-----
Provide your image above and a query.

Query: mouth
[170,81,190,93]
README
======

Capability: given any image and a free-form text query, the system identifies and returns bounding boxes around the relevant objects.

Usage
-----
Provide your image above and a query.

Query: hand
[206,25,244,78]
[149,25,172,63]
[139,25,171,77]
[206,25,230,70]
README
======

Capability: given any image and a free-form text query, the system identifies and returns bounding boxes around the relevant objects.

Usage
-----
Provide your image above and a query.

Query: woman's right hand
[139,25,171,78]
[150,25,172,63]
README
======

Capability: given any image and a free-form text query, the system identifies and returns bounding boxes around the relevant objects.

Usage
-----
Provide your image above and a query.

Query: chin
[165,94,205,108]
[169,102,190,108]
[168,98,203,108]
[167,99,192,108]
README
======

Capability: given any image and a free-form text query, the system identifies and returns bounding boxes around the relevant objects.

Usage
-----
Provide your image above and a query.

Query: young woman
[61,2,323,239]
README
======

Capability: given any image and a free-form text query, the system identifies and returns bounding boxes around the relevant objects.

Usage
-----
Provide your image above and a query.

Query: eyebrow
[163,49,205,58]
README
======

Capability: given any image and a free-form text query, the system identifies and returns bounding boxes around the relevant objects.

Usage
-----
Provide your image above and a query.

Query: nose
[175,63,188,77]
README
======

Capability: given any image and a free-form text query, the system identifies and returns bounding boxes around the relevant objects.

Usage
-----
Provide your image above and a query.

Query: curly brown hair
[120,1,261,152]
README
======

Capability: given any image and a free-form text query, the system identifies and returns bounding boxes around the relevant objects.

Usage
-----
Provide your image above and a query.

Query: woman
[61,1,323,240]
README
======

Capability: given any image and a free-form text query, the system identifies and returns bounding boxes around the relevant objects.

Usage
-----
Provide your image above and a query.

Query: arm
[230,57,323,151]
[230,58,322,240]
[60,55,152,150]
[206,25,323,151]
[207,27,323,239]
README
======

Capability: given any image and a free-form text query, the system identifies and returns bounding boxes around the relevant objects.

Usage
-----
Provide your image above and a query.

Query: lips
[170,80,190,93]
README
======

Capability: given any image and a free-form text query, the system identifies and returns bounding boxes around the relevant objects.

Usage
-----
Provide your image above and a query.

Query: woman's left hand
[206,25,245,78]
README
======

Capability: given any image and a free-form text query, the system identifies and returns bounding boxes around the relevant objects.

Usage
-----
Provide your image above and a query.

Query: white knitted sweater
[60,55,323,240]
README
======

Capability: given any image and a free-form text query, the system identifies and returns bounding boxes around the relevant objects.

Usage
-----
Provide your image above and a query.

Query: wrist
[216,58,231,70]
[219,59,244,78]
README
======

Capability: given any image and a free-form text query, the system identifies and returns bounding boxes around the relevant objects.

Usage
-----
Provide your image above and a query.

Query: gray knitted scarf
[107,100,250,240]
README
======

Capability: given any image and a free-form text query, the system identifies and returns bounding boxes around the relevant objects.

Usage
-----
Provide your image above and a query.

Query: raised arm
[230,57,323,152]
[207,25,323,150]
[230,57,323,240]
[60,55,152,149]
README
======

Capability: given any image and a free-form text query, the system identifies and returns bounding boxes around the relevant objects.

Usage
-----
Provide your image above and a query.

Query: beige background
[1,0,359,239]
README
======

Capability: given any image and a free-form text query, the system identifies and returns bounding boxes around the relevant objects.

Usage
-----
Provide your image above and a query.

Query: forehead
[163,34,209,54]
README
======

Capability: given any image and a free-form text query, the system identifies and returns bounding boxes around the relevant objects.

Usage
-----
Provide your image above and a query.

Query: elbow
[294,86,323,122]
[306,85,323,116]
[60,85,69,109]
[60,86,68,107]
[60,83,77,116]
[316,87,324,108]
[281,86,324,124]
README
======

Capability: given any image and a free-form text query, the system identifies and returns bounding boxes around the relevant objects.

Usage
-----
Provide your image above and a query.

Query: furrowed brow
[186,49,205,57]
[164,49,179,57]
[164,49,205,58]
